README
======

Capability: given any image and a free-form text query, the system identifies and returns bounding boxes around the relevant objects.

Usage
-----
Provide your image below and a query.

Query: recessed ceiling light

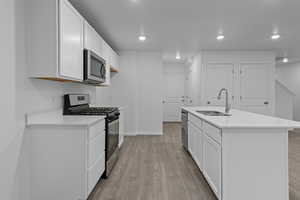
[138,35,146,41]
[282,57,288,63]
[176,53,181,60]
[271,33,280,40]
[217,35,225,41]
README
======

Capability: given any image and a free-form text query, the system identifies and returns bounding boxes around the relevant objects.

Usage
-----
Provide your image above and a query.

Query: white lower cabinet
[28,119,106,200]
[188,113,222,199]
[203,133,222,199]
[87,152,105,195]
[195,127,204,171]
[188,121,203,169]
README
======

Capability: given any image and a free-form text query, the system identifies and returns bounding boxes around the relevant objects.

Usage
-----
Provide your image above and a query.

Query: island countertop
[182,106,300,129]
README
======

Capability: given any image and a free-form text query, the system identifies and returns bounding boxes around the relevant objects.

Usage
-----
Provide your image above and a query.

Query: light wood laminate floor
[90,123,300,200]
[290,130,300,200]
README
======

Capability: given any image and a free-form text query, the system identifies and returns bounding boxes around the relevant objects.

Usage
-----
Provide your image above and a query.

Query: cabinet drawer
[87,152,105,195]
[88,132,105,167]
[89,120,105,140]
[189,113,203,129]
[202,121,221,144]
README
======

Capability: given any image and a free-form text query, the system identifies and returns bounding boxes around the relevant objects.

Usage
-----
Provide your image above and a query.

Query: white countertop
[26,110,105,127]
[182,106,300,129]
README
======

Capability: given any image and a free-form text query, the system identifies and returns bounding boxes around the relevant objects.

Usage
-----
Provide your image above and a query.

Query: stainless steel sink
[196,110,231,116]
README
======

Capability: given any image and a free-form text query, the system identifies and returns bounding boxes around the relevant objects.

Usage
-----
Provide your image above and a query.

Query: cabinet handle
[264,101,269,105]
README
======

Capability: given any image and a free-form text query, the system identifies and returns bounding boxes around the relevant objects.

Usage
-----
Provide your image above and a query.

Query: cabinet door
[239,63,272,115]
[203,63,234,106]
[188,122,203,171]
[59,0,83,81]
[84,21,103,57]
[203,134,221,199]
[110,50,119,71]
[188,122,194,155]
[195,127,203,171]
[101,41,111,85]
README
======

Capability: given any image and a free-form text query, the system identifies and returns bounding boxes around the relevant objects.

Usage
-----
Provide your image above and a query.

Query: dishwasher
[181,110,188,150]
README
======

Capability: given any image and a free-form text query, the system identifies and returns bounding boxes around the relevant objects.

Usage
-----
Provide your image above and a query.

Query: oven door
[106,117,119,160]
[84,49,106,84]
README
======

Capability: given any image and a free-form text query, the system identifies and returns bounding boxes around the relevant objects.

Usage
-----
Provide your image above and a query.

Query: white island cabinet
[183,106,300,200]
[26,111,106,200]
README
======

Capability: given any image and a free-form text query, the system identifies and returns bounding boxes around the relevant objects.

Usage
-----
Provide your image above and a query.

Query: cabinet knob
[207,101,211,105]
[264,101,269,105]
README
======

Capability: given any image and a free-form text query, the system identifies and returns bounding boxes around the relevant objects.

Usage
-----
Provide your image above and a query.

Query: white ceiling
[70,0,300,62]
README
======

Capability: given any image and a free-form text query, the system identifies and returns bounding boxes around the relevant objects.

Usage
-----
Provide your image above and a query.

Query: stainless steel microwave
[83,49,106,84]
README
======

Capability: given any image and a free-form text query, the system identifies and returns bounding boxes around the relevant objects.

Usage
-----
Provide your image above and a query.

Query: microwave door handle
[102,64,106,77]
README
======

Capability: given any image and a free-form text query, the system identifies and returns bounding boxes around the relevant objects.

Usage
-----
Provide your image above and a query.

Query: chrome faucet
[217,88,231,114]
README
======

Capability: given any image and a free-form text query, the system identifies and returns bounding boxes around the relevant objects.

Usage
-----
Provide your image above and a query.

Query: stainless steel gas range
[63,94,120,178]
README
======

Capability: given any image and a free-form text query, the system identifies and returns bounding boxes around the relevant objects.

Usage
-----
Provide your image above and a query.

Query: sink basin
[196,110,231,116]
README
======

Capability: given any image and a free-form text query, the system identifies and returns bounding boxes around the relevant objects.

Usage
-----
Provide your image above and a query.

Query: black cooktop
[66,107,118,116]
[63,94,119,116]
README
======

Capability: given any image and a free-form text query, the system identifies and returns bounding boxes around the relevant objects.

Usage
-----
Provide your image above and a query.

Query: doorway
[163,62,189,122]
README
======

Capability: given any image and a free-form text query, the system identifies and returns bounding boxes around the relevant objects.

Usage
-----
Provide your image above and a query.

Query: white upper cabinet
[110,50,120,72]
[27,0,118,85]
[59,0,83,81]
[102,41,111,85]
[84,21,103,58]
[28,0,84,81]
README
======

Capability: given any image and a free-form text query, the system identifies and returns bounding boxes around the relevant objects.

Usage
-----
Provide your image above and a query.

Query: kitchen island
[182,106,300,200]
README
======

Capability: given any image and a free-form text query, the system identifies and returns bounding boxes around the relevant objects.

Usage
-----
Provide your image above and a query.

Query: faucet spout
[217,88,231,114]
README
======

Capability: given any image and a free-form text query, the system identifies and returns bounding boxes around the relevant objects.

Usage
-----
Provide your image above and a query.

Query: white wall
[111,52,163,135]
[5,1,111,199]
[276,63,300,121]
[0,1,17,199]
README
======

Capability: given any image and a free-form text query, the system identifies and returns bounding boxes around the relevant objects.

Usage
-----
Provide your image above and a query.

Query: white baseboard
[124,131,163,136]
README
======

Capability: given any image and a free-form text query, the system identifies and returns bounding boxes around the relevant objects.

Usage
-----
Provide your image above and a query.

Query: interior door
[59,0,83,81]
[203,64,234,106]
[163,66,185,122]
[239,63,271,115]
